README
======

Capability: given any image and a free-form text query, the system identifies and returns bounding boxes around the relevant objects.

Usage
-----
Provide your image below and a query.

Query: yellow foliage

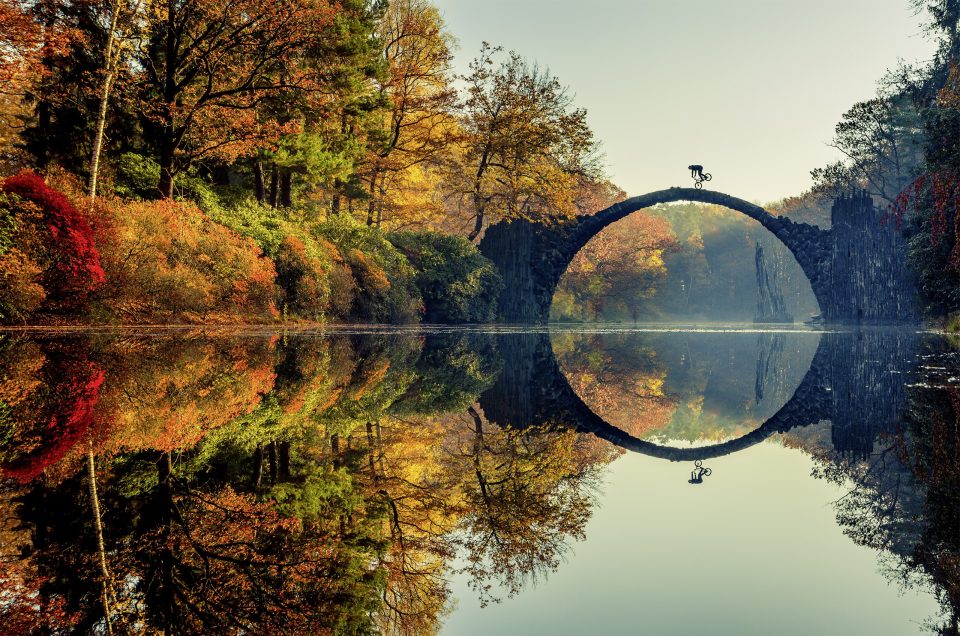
[92,198,280,322]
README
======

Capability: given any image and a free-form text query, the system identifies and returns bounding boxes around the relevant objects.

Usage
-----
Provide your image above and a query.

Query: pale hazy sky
[435,0,938,204]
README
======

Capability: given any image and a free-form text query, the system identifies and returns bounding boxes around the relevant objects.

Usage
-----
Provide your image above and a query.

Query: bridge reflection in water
[478,329,919,462]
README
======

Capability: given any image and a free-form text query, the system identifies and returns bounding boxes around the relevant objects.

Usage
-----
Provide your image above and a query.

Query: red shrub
[0,349,105,482]
[1,171,105,310]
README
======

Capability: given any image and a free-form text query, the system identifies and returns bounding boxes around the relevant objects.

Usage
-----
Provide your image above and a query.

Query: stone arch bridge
[478,187,916,323]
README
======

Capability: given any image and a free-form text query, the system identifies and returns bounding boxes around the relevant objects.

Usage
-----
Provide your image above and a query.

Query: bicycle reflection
[688,460,712,484]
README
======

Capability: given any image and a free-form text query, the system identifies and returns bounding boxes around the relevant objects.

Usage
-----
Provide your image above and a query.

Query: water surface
[0,325,957,634]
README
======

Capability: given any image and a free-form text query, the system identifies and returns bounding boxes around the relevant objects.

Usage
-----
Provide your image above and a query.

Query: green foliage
[114,153,221,211]
[389,230,503,323]
[203,203,500,325]
[315,336,421,435]
[393,333,501,414]
[271,133,360,188]
[186,396,287,471]
[209,200,336,319]
[316,214,422,323]
[112,456,161,498]
[207,199,290,253]
[269,468,361,522]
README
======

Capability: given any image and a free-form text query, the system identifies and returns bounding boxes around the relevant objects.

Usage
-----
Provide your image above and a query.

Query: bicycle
[693,173,712,189]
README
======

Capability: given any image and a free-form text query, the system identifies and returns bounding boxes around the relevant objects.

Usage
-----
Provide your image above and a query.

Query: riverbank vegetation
[5,0,960,327]
[0,0,604,325]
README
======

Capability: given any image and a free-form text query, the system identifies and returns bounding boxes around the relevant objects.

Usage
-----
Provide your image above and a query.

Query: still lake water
[0,325,957,634]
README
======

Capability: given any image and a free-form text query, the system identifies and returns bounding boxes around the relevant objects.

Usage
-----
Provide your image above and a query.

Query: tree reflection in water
[2,329,960,633]
[0,331,612,634]
[806,341,960,636]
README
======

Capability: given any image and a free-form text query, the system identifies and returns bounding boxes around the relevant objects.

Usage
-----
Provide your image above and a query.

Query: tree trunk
[158,139,175,198]
[279,170,292,208]
[468,204,485,241]
[87,449,115,635]
[366,421,376,476]
[366,170,378,226]
[269,167,279,208]
[252,445,263,489]
[468,146,491,241]
[267,441,277,483]
[253,161,266,203]
[88,71,115,204]
[376,172,387,227]
[158,0,178,199]
[87,0,122,207]
[278,441,290,481]
[331,184,341,216]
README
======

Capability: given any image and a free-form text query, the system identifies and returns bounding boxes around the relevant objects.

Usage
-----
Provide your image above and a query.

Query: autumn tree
[13,0,101,172]
[87,0,148,204]
[361,0,456,227]
[449,407,604,605]
[0,0,45,171]
[554,211,679,321]
[251,0,387,211]
[553,332,678,437]
[0,0,44,88]
[456,43,601,240]
[138,0,338,198]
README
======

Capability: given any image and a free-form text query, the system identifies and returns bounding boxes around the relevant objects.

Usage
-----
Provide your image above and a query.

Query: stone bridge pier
[478,188,917,324]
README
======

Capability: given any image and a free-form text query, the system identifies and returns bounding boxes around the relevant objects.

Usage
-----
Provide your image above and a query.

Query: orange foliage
[98,338,276,452]
[275,235,328,319]
[0,0,45,91]
[320,239,358,321]
[556,211,679,320]
[554,334,678,438]
[145,0,339,194]
[0,247,45,320]
[92,198,280,322]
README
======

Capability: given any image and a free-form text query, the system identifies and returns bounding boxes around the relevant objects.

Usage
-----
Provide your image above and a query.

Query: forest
[6,2,960,634]
[0,0,613,325]
[3,0,960,325]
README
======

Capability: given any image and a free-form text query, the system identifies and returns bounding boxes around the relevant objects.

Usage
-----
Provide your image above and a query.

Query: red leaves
[1,357,105,482]
[1,171,105,310]
[891,171,960,270]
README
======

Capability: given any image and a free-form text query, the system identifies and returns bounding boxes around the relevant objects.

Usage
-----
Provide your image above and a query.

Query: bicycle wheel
[694,181,703,189]
[702,468,712,476]
[703,173,712,181]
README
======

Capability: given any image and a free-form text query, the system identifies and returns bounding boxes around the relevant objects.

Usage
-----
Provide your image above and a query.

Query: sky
[434,0,939,204]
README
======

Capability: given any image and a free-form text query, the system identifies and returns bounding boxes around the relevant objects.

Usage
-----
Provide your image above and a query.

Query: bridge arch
[479,187,832,324]
[478,330,831,463]
[477,329,916,462]
[553,337,832,461]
